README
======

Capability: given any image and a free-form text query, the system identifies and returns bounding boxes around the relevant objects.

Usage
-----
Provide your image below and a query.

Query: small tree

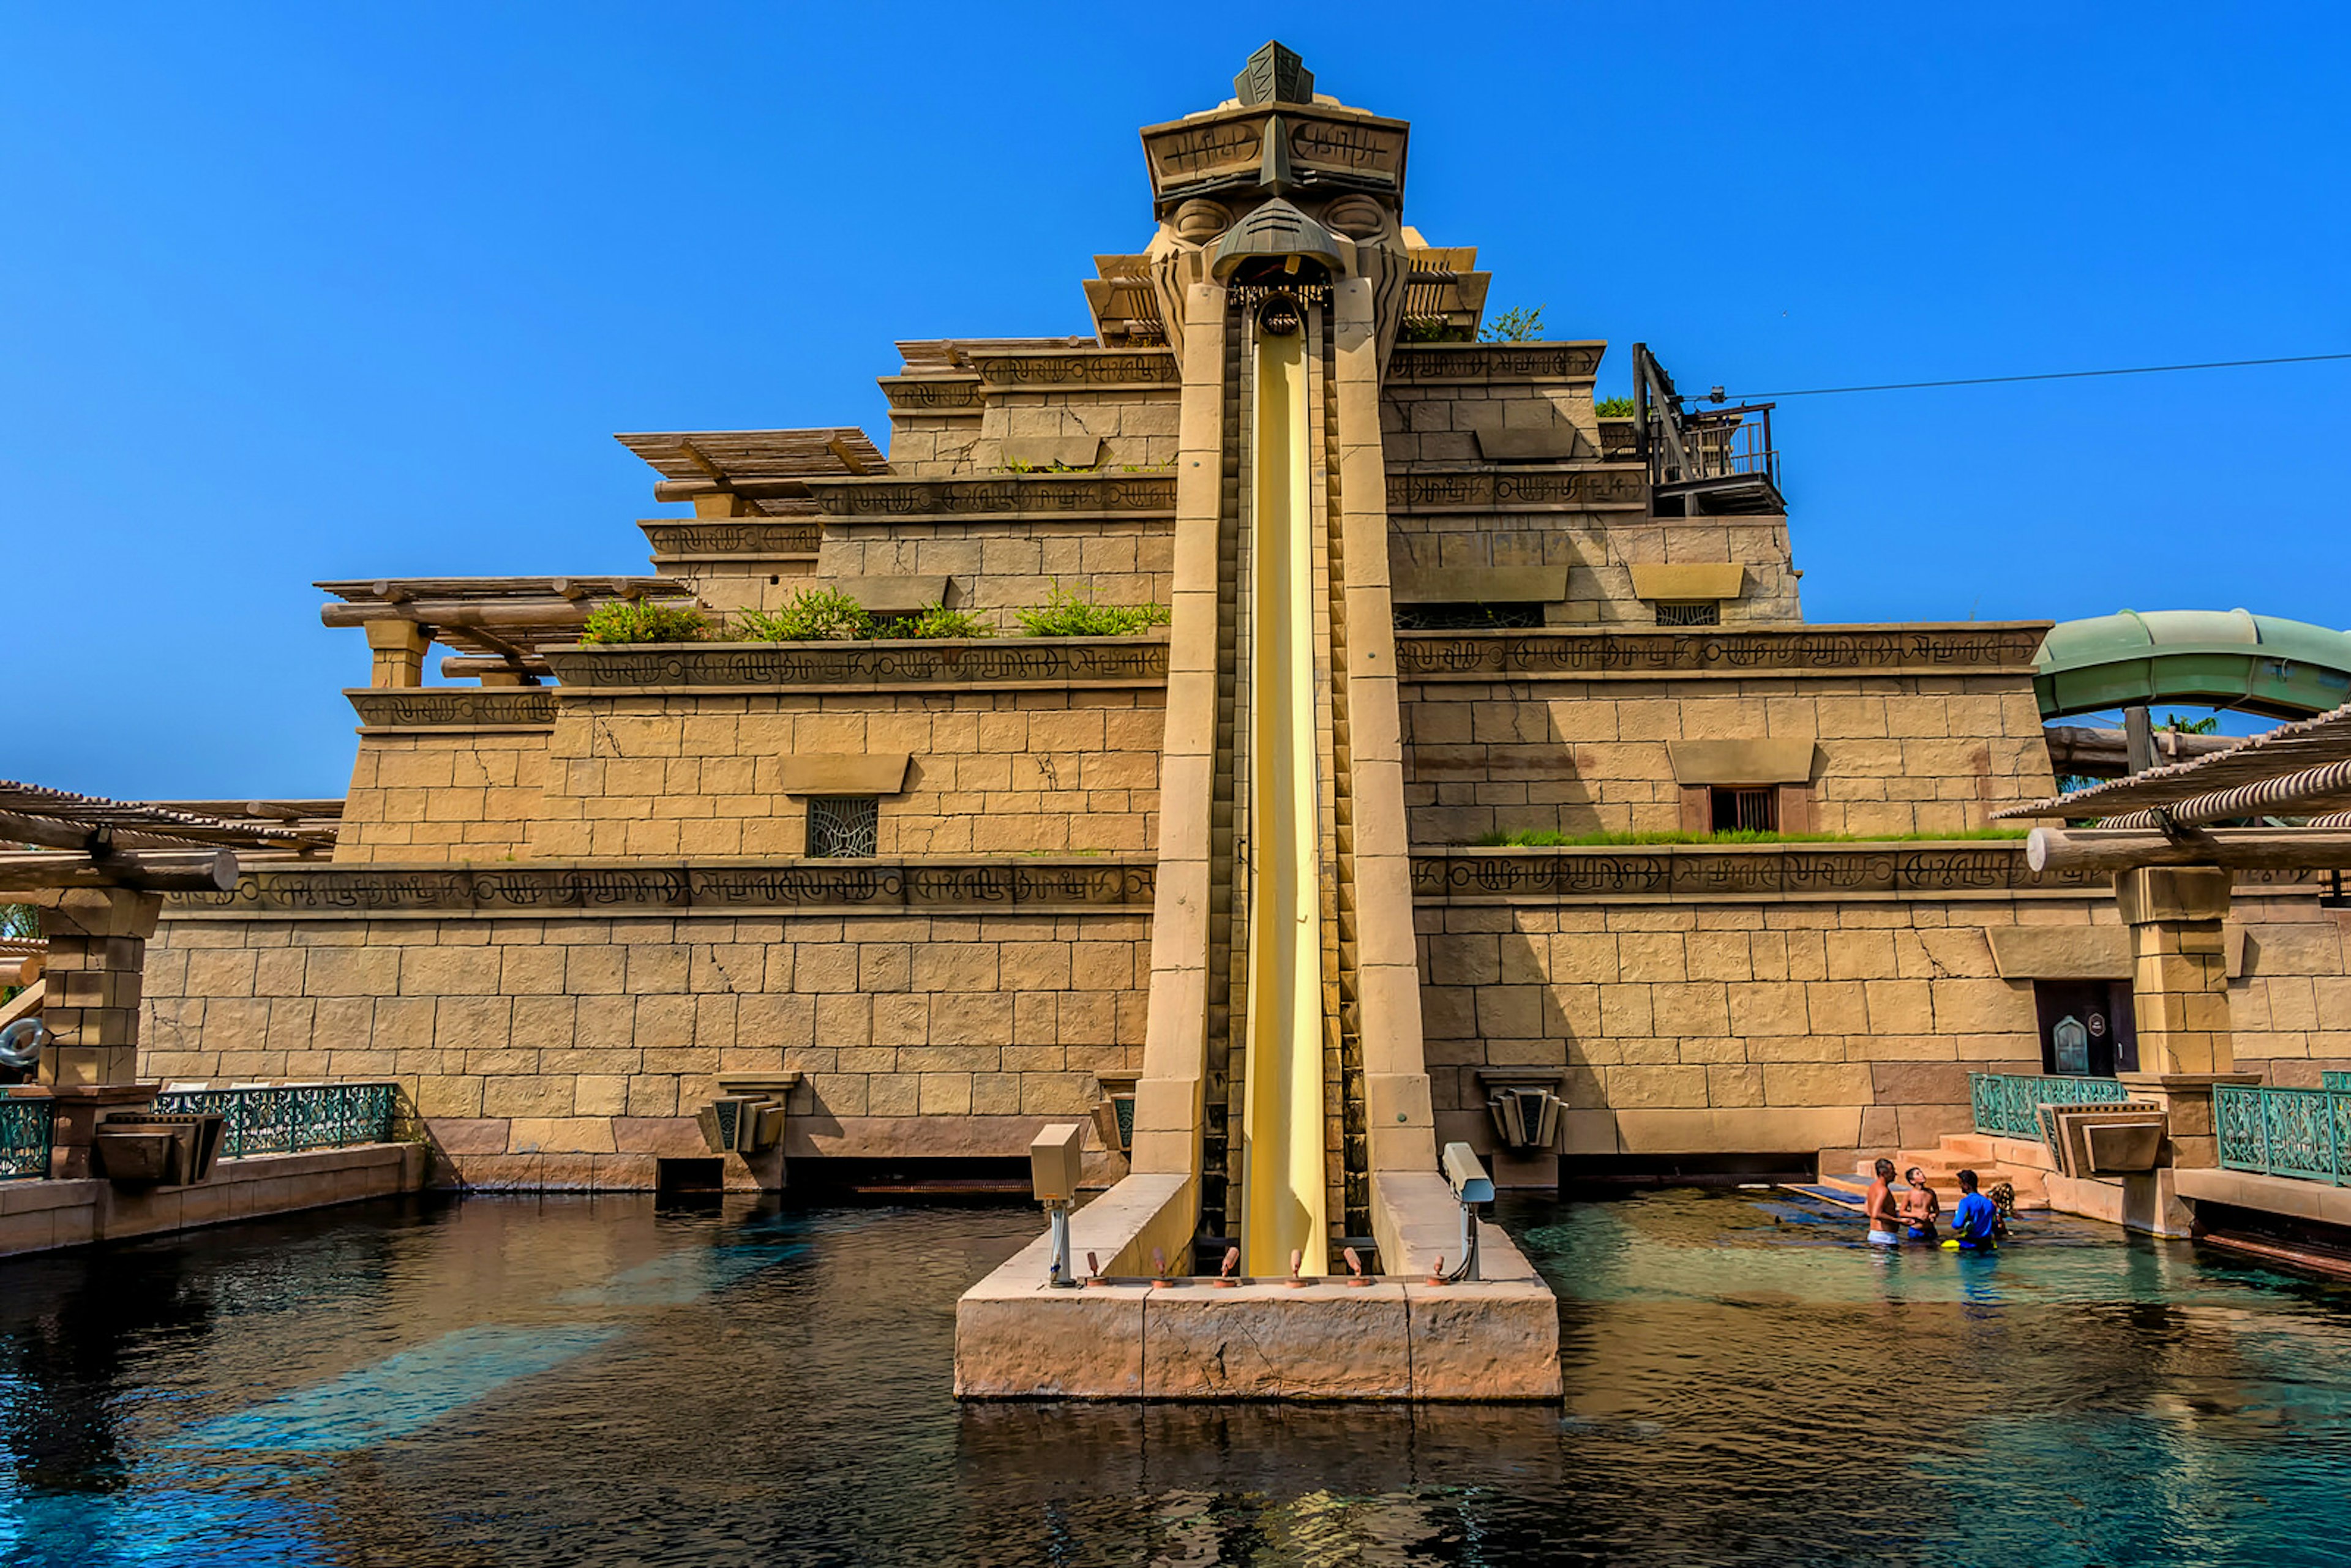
[1480,305,1546,342]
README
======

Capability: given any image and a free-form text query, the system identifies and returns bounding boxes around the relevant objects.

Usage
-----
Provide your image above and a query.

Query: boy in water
[1864,1158,1902,1245]
[1900,1166,1940,1242]
[1950,1168,2002,1250]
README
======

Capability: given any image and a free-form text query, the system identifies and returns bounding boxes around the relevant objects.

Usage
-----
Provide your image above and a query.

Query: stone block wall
[141,909,1152,1188]
[1401,673,2056,845]
[1415,896,2105,1172]
[816,519,1173,631]
[1379,378,1600,465]
[522,691,1163,859]
[977,386,1180,473]
[337,730,551,863]
[2225,890,2351,1080]
[1387,514,1802,627]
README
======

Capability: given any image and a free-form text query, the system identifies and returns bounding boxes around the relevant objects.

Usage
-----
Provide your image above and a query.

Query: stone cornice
[962,348,1180,389]
[345,688,558,730]
[803,474,1177,521]
[638,520,820,558]
[877,375,983,411]
[541,637,1169,692]
[1395,623,2053,681]
[1411,842,2099,902]
[1384,467,1648,514]
[1385,343,1606,384]
[164,857,1158,918]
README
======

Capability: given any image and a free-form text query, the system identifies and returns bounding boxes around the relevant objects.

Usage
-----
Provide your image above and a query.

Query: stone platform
[0,1141,427,1258]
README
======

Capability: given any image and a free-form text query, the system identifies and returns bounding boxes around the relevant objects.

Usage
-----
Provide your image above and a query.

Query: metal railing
[2323,1071,2351,1093]
[2216,1083,2351,1186]
[0,1097,52,1180]
[1968,1072,2133,1138]
[150,1082,398,1159]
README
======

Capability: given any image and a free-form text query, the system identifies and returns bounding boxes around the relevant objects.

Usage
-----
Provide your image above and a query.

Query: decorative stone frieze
[541,637,1169,691]
[165,857,1157,917]
[639,521,822,558]
[1395,624,2051,680]
[805,474,1177,520]
[1411,843,2103,901]
[1385,343,1605,383]
[964,350,1180,388]
[1141,109,1411,201]
[346,688,559,729]
[877,376,983,410]
[1384,468,1647,514]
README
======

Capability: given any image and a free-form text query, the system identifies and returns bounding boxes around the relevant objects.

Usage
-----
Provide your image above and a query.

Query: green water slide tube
[2034,609,2351,721]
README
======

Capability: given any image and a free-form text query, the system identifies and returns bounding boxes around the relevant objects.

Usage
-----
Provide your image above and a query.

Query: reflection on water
[2,1188,2350,1564]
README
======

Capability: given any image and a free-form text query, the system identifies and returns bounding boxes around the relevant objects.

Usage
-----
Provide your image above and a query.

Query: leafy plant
[1480,304,1546,342]
[1015,580,1172,638]
[579,600,711,645]
[730,586,874,642]
[2165,713,2222,735]
[881,603,992,640]
[1594,395,1635,418]
[1400,317,1456,342]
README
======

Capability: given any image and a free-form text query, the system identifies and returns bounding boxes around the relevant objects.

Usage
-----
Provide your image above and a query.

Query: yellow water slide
[1240,317,1328,1277]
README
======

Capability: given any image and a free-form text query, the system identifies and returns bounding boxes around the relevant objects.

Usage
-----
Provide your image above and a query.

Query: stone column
[365,621,433,688]
[2113,865,2256,1235]
[26,887,164,1178]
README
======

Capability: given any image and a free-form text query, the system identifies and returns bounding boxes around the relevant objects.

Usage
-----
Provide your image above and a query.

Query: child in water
[1900,1166,1940,1242]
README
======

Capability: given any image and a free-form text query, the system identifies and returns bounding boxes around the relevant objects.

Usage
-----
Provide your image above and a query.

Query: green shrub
[730,587,874,642]
[579,600,711,645]
[1480,304,1546,342]
[1015,580,1172,637]
[882,603,992,640]
[1595,395,1635,418]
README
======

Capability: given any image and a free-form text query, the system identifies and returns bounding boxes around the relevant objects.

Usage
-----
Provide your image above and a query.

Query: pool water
[4,1187,2350,1566]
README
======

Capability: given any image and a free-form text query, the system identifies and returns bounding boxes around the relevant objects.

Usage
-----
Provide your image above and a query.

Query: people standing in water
[1949,1169,2004,1250]
[1864,1158,1902,1245]
[1900,1166,1940,1242]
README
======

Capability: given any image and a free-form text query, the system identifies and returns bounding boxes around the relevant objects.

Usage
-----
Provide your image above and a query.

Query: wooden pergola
[0,780,339,892]
[614,427,888,512]
[2000,702,2351,874]
[318,575,671,683]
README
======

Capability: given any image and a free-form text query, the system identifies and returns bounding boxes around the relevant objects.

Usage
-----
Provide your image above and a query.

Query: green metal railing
[1968,1072,2133,1138]
[0,1097,53,1180]
[2215,1083,2351,1186]
[150,1082,398,1159]
[2323,1071,2351,1093]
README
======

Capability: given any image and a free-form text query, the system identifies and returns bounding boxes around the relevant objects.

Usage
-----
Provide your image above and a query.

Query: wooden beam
[0,849,239,893]
[2027,827,2351,876]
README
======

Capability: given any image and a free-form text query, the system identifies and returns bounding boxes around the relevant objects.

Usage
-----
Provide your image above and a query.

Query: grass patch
[1468,827,2031,848]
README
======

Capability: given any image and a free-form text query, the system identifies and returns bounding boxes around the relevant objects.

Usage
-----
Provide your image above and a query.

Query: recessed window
[806,796,879,858]
[1710,787,1777,833]
[1655,601,1721,627]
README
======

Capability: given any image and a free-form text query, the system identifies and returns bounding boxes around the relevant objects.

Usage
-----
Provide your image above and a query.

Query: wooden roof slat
[613,428,888,486]
[0,781,339,852]
[1998,702,2351,819]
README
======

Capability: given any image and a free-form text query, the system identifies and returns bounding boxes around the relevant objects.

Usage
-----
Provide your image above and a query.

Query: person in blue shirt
[1948,1168,2003,1250]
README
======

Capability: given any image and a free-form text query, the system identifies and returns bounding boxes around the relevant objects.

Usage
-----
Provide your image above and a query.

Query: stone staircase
[1816,1132,2059,1212]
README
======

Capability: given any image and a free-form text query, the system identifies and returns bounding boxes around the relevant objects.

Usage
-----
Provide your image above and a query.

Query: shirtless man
[1864,1158,1902,1245]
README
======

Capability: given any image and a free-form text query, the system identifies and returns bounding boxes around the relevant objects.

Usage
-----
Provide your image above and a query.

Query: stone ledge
[0,1142,426,1258]
[2175,1166,2351,1229]
[1395,622,2052,681]
[1385,468,1646,515]
[345,689,557,729]
[542,637,1168,692]
[803,474,1176,520]
[1412,842,2101,902]
[162,857,1158,918]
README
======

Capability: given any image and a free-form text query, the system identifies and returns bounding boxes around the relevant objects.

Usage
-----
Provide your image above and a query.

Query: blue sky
[2,4,2345,797]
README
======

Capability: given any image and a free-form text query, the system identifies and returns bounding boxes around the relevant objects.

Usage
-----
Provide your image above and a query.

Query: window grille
[806,796,879,858]
[1655,600,1721,627]
[1710,787,1777,833]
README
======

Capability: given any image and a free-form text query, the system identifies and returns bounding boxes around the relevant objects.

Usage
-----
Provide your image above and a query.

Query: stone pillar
[2112,865,2256,1236]
[2117,866,2233,1076]
[26,887,164,1179]
[365,621,433,688]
